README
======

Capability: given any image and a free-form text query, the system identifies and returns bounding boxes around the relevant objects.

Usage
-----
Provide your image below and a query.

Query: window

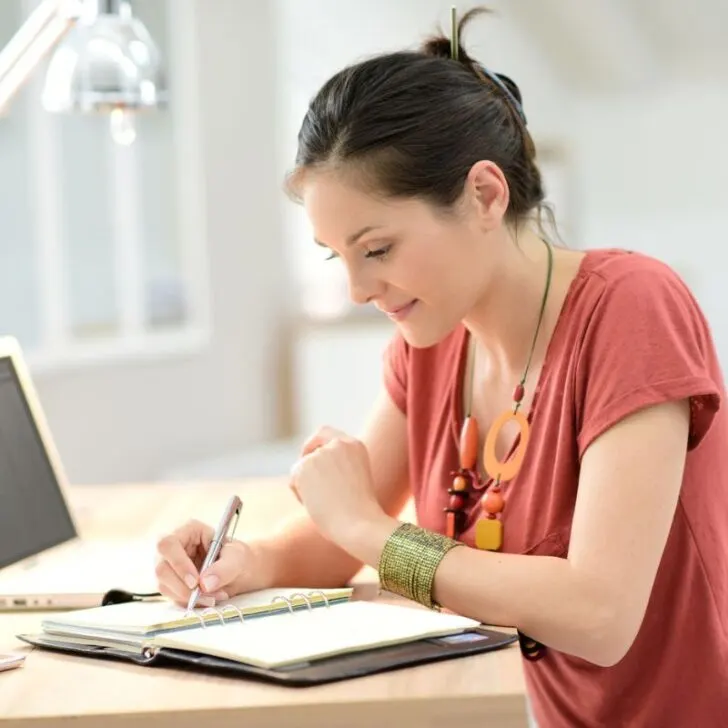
[0,0,209,370]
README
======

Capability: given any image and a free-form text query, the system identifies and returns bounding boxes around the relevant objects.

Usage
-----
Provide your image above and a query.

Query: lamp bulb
[109,107,136,146]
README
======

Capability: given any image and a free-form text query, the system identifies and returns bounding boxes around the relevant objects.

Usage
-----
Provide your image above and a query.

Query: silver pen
[186,494,243,612]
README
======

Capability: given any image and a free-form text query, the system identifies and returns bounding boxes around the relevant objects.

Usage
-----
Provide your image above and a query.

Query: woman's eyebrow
[314,225,384,248]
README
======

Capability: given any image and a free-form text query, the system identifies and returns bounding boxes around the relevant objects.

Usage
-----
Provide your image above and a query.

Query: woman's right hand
[289,425,351,503]
[154,519,270,607]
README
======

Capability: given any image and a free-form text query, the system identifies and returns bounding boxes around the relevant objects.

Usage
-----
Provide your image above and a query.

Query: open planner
[18,586,517,685]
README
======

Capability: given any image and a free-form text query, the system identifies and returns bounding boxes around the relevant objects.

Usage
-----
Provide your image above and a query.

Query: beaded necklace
[446,240,554,547]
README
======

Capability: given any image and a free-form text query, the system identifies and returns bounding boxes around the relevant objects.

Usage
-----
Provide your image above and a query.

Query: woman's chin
[395,320,457,349]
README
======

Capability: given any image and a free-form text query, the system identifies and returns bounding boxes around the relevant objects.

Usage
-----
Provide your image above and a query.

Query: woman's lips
[383,300,418,321]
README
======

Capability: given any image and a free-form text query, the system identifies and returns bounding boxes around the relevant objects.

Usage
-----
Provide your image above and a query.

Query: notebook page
[41,587,352,638]
[150,600,481,669]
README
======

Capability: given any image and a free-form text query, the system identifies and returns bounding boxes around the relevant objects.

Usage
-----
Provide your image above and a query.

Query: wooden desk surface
[0,479,527,728]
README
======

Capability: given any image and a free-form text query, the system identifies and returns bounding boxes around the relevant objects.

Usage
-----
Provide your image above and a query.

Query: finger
[293,436,350,473]
[156,531,203,590]
[155,560,196,605]
[299,426,349,456]
[289,445,318,481]
[178,520,215,566]
[194,591,229,604]
[199,541,246,595]
[289,480,302,503]
[289,455,305,480]
[177,519,215,553]
[156,561,227,607]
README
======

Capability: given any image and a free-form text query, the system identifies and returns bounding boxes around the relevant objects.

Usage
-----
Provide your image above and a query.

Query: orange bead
[452,475,469,491]
[482,488,505,515]
[459,416,479,469]
[445,511,456,539]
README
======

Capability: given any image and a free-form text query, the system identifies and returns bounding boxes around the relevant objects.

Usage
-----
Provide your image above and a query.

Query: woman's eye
[365,244,392,260]
[324,243,392,262]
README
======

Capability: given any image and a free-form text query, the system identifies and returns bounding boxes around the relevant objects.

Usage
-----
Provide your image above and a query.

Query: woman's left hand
[289,427,390,549]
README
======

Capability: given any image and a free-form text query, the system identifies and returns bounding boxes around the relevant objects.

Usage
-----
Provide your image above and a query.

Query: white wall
[572,80,728,365]
[31,0,291,484]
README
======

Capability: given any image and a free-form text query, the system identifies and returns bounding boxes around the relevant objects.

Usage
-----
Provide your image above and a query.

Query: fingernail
[202,574,219,592]
[184,574,197,590]
[198,595,215,607]
[213,591,229,602]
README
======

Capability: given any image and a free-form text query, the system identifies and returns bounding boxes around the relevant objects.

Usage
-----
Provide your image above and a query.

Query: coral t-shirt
[383,248,728,727]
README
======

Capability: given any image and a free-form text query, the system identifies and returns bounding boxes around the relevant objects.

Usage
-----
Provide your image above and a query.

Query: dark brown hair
[286,7,547,229]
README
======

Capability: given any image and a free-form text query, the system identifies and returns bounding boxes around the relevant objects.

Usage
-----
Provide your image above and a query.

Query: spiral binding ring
[219,604,246,624]
[306,590,330,608]
[186,606,226,628]
[185,610,206,627]
[184,590,336,628]
[184,603,245,628]
[270,595,295,614]
[289,592,314,610]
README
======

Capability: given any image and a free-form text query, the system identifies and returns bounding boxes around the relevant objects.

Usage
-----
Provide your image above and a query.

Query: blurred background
[0,0,725,486]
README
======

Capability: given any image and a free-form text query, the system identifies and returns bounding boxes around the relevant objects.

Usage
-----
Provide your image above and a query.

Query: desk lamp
[0,0,166,145]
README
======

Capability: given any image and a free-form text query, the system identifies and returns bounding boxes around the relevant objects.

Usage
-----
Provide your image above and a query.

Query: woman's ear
[464,160,509,230]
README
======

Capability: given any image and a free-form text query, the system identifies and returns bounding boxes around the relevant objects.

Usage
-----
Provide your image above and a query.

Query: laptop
[0,336,158,611]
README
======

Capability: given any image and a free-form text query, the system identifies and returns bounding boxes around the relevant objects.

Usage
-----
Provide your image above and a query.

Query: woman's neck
[462,228,581,380]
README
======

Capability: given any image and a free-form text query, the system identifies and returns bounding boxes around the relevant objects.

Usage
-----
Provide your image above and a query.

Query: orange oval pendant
[483,409,531,482]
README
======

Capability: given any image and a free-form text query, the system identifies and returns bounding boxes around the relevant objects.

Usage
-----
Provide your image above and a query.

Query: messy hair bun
[422,7,527,126]
[288,4,546,229]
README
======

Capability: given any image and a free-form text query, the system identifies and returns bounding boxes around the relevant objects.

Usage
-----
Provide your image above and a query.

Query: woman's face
[300,168,501,348]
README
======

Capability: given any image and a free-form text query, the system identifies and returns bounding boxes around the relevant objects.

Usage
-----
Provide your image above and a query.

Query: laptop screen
[0,356,76,570]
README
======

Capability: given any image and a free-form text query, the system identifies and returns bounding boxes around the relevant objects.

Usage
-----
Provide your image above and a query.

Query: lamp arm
[0,0,81,114]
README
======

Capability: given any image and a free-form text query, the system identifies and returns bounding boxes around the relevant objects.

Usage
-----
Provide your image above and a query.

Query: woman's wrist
[334,512,401,568]
[376,522,463,610]
[231,537,281,594]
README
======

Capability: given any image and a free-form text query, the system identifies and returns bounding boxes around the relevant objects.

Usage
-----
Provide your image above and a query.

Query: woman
[154,8,727,726]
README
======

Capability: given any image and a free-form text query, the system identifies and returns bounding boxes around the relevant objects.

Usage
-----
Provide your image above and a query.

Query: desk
[0,479,527,727]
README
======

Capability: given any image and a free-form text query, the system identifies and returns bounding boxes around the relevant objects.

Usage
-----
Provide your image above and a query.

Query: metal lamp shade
[41,5,165,114]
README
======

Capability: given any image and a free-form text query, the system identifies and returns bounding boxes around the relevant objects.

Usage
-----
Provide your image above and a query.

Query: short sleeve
[383,331,410,414]
[575,264,722,458]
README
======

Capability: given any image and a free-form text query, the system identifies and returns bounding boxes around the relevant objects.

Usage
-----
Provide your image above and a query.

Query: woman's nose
[347,269,385,305]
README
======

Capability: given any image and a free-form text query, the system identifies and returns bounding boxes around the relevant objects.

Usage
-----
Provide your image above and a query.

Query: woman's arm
[344,398,691,667]
[256,386,411,590]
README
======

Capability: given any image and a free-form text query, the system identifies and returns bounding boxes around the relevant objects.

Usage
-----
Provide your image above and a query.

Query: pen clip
[227,499,242,541]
